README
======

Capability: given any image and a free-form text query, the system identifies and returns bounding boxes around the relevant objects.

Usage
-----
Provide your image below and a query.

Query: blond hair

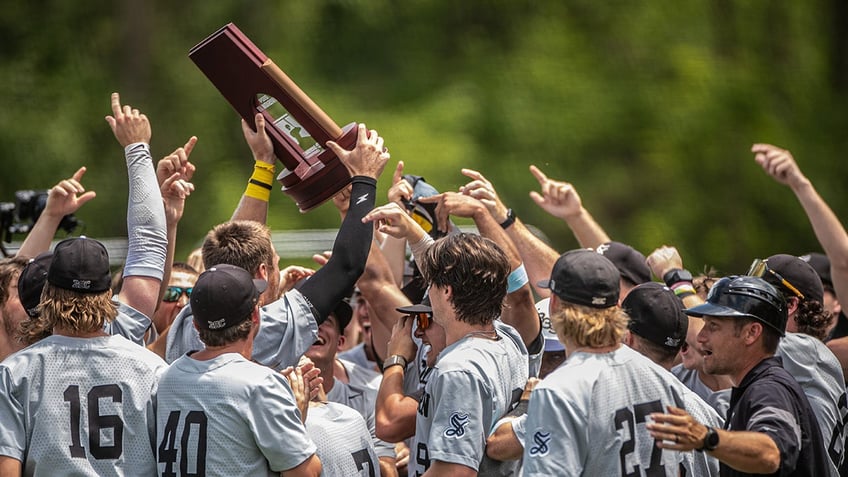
[551,302,629,349]
[38,284,117,334]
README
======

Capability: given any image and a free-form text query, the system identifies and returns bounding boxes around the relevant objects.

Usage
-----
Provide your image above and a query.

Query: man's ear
[337,334,346,349]
[256,262,271,282]
[743,321,764,346]
[786,296,800,317]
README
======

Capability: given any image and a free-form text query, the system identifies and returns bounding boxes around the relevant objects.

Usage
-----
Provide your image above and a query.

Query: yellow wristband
[244,162,275,202]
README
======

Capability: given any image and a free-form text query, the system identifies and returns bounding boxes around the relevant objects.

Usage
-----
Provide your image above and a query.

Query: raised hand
[459,168,509,223]
[43,167,97,219]
[646,245,685,280]
[418,192,486,233]
[751,143,807,189]
[157,137,197,187]
[326,123,390,179]
[528,165,584,220]
[387,161,414,206]
[241,113,276,165]
[362,202,427,243]
[105,92,151,147]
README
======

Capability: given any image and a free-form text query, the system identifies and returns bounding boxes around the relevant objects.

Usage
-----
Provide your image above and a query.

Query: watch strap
[383,354,408,371]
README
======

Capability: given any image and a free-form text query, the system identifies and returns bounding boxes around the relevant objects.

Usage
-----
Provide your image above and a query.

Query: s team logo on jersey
[529,431,551,456]
[443,412,469,438]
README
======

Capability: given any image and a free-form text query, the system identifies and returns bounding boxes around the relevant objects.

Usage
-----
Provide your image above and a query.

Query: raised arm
[296,124,390,324]
[527,165,610,248]
[376,315,420,442]
[460,168,560,297]
[105,92,167,320]
[232,113,277,223]
[16,168,96,258]
[752,143,848,310]
[419,191,540,347]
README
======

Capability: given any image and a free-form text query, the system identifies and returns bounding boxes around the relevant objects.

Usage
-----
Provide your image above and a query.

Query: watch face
[705,428,720,449]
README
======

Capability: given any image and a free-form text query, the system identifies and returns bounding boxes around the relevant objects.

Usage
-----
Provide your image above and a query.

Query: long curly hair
[552,301,629,349]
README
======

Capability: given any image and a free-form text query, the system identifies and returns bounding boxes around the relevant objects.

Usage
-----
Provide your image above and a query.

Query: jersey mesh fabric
[411,323,528,475]
[165,289,318,369]
[523,346,686,476]
[776,332,847,475]
[305,401,382,477]
[155,353,315,476]
[0,334,165,477]
[327,380,395,459]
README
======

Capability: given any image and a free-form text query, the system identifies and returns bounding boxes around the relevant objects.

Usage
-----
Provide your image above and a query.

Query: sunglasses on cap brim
[747,259,804,300]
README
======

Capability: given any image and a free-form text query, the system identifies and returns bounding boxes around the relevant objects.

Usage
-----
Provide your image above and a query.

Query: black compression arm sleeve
[298,176,376,324]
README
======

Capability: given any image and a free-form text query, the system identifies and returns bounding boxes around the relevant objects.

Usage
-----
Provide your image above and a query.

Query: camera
[1,191,79,245]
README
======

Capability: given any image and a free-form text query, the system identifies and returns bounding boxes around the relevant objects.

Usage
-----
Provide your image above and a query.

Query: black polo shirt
[723,356,829,476]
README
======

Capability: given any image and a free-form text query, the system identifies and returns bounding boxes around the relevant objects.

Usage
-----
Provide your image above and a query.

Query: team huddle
[0,93,846,477]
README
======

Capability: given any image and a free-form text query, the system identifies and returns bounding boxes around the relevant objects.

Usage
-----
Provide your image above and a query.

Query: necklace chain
[463,329,500,341]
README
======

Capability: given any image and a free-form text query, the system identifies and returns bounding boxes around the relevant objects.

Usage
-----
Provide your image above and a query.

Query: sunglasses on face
[747,259,805,299]
[410,312,432,331]
[163,286,193,302]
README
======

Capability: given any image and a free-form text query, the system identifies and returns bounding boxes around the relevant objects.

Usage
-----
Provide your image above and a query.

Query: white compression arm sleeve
[122,142,167,280]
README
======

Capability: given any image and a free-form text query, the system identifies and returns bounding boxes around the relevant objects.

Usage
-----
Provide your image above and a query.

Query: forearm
[376,367,418,442]
[232,161,276,223]
[709,430,780,474]
[358,240,410,360]
[380,235,407,287]
[298,177,375,323]
[562,207,611,249]
[791,179,848,300]
[506,219,560,297]
[121,143,167,318]
[16,213,63,258]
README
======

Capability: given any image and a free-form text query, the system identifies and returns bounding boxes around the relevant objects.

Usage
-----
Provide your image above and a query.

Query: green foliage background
[2,0,847,275]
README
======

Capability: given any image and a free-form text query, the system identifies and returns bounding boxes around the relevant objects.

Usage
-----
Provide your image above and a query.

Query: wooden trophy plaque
[189,23,356,212]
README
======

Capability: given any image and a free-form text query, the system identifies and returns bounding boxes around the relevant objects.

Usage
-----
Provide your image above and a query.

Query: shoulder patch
[443,411,470,438]
[529,431,551,456]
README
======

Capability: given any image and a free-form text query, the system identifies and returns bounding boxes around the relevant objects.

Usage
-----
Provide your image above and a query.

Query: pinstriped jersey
[411,323,528,475]
[165,289,318,370]
[155,352,316,476]
[523,345,685,476]
[0,334,166,477]
[305,401,382,477]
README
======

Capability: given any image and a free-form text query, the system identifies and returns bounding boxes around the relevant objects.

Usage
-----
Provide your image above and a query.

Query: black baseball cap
[47,237,111,294]
[538,249,620,308]
[397,293,432,314]
[596,241,651,286]
[332,299,353,332]
[623,282,687,350]
[763,254,824,304]
[191,264,267,331]
[18,252,53,317]
[799,252,832,291]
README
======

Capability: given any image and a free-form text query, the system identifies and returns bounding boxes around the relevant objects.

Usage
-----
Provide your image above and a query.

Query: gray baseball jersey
[0,334,166,477]
[671,364,731,419]
[339,355,382,391]
[523,345,686,476]
[776,332,847,475]
[327,380,396,460]
[165,289,318,369]
[155,352,316,476]
[411,323,528,475]
[306,401,382,477]
[106,300,152,345]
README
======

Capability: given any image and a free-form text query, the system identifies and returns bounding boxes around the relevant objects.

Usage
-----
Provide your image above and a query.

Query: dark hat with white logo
[47,237,111,294]
[191,264,267,331]
[538,249,620,308]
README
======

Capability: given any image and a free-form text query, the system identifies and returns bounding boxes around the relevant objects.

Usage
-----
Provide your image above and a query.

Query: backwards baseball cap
[596,241,651,286]
[685,276,787,336]
[535,297,564,352]
[751,254,824,304]
[191,264,267,331]
[331,299,353,332]
[539,249,620,308]
[47,237,111,293]
[799,252,832,291]
[18,252,53,317]
[623,282,687,350]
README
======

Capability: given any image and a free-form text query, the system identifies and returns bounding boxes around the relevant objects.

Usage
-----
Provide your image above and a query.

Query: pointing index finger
[110,92,123,117]
[529,165,548,185]
[393,161,405,184]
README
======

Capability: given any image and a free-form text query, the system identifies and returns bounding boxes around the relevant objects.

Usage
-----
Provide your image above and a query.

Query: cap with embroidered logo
[538,249,620,308]
[623,282,688,350]
[191,264,267,331]
[47,237,111,294]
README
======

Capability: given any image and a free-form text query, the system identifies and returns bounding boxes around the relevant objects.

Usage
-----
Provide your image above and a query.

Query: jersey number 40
[158,410,208,477]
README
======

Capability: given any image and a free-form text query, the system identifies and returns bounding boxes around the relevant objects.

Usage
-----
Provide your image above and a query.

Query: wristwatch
[697,426,719,452]
[383,355,408,372]
[663,268,693,288]
[499,208,516,229]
